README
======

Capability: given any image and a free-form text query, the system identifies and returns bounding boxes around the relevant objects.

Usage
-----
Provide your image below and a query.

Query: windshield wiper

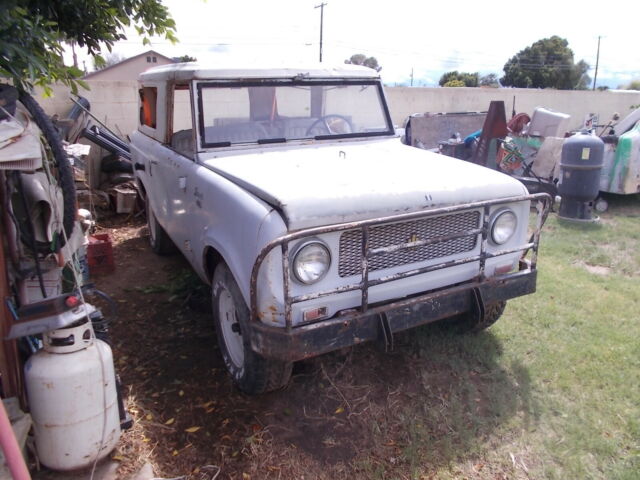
[207,141,232,148]
[314,133,364,141]
[257,138,287,144]
[314,131,394,141]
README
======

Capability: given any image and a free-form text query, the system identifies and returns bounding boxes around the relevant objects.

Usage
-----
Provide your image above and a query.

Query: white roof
[139,62,380,82]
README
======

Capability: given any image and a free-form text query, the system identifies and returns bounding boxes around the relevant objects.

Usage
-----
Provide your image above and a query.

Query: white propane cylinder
[24,320,121,470]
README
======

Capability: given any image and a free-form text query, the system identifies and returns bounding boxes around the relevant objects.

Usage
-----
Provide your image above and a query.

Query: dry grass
[90,195,640,479]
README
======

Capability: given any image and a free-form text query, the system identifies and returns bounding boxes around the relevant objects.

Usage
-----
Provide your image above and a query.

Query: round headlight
[292,242,331,284]
[491,210,517,244]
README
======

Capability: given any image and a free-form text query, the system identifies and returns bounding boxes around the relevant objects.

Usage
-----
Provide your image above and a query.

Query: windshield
[197,80,393,148]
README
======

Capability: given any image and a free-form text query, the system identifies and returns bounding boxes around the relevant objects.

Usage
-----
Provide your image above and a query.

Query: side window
[139,87,157,129]
[170,86,194,156]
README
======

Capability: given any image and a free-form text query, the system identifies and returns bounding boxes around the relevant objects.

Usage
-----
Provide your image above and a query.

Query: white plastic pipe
[0,400,31,480]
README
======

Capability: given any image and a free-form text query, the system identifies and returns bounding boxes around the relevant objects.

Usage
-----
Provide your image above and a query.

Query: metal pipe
[281,242,292,331]
[361,226,369,312]
[290,242,535,304]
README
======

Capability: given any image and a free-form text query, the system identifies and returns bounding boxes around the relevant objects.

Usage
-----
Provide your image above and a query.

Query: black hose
[18,91,76,248]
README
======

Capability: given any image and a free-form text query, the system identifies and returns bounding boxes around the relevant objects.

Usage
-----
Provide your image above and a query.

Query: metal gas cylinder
[558,131,604,220]
[24,320,121,471]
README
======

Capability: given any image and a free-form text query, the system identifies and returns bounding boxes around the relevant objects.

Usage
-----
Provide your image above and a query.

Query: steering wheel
[305,115,354,136]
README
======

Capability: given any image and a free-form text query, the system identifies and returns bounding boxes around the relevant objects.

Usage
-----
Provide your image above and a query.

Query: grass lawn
[393,194,640,479]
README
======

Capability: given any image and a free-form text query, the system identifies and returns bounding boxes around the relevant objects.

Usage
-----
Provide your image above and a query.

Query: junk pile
[595,107,640,211]
[0,84,130,476]
[404,102,640,212]
[52,96,139,216]
[404,101,568,198]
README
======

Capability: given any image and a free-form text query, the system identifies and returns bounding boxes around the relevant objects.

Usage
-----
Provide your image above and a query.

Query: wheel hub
[218,289,244,368]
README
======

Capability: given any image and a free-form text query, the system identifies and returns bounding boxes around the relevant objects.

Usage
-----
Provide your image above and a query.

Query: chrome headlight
[491,210,517,244]
[292,241,331,284]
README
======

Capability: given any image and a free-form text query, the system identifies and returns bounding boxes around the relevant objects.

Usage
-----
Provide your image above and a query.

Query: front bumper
[250,264,536,362]
[249,193,550,362]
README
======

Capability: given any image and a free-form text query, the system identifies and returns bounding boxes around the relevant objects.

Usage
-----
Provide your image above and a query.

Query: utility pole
[410,67,414,87]
[71,41,78,69]
[592,35,601,91]
[315,3,327,62]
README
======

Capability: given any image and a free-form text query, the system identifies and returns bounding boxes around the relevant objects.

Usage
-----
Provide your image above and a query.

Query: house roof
[83,50,175,79]
[138,62,380,83]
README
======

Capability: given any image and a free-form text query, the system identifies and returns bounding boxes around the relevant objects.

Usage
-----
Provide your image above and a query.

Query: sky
[68,0,639,88]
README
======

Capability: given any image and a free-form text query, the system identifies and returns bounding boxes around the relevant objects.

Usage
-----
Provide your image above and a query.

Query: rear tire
[212,262,292,394]
[452,301,507,333]
[145,197,176,255]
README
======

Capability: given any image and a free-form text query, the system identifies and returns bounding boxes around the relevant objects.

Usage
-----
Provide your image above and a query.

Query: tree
[618,80,640,90]
[345,54,382,72]
[92,52,126,71]
[443,79,465,88]
[501,36,590,90]
[479,73,500,87]
[439,71,478,87]
[0,0,177,94]
[176,55,197,63]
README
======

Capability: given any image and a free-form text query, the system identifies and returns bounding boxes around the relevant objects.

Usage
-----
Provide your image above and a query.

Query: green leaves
[439,71,479,88]
[0,1,177,93]
[500,36,590,90]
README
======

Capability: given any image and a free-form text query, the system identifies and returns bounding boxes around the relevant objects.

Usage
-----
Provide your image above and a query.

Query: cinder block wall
[385,87,640,128]
[38,81,140,138]
[39,82,640,135]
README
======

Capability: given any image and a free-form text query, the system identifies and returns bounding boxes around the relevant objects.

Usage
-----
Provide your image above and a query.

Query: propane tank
[24,319,121,471]
[558,131,604,221]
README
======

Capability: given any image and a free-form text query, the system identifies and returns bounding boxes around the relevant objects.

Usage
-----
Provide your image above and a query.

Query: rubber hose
[17,91,76,248]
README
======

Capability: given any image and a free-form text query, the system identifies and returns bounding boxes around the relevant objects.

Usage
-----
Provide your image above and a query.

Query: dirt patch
[67,215,531,480]
[580,262,612,276]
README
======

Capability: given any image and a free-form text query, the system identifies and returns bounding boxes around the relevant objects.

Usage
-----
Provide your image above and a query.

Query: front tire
[212,262,292,394]
[145,197,176,255]
[451,301,507,333]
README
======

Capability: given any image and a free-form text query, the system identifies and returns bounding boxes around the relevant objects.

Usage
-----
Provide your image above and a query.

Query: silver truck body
[131,63,548,368]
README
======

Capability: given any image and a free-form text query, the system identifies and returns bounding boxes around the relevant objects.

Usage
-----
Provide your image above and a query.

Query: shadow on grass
[105,232,538,478]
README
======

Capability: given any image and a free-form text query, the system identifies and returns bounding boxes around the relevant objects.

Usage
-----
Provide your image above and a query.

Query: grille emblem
[408,234,420,244]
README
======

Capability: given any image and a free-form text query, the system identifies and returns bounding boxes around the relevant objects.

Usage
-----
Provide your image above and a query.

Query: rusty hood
[201,138,528,230]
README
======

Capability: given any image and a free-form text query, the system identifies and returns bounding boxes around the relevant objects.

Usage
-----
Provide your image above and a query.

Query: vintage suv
[132,63,549,394]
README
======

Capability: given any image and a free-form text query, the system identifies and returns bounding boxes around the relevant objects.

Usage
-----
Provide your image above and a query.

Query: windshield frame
[195,78,395,149]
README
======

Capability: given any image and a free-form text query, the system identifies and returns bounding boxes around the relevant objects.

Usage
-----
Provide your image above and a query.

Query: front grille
[338,211,481,277]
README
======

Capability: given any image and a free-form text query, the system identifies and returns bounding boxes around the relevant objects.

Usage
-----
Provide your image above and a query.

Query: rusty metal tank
[558,131,604,220]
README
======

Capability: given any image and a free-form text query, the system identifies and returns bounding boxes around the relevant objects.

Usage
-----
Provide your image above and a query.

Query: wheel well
[203,246,222,281]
